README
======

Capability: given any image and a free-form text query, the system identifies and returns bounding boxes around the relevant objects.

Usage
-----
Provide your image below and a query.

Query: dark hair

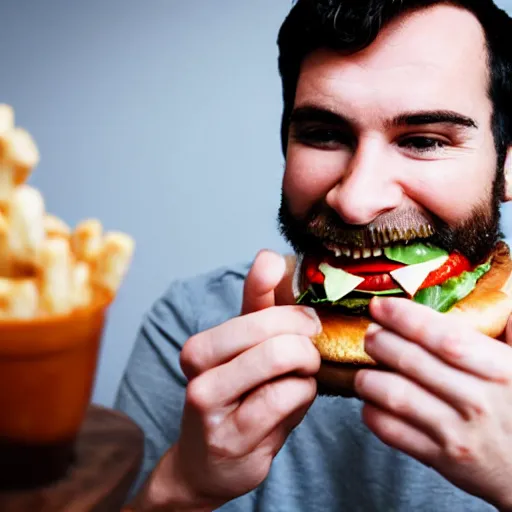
[277,0,512,166]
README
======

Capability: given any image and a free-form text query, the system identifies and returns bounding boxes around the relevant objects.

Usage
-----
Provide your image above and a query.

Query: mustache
[306,207,436,248]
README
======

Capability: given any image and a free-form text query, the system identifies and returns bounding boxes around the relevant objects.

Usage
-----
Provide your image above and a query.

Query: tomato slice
[356,273,397,292]
[304,258,399,291]
[327,257,405,274]
[305,262,325,284]
[419,253,471,290]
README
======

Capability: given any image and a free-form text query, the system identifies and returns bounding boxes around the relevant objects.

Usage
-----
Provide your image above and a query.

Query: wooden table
[0,405,144,512]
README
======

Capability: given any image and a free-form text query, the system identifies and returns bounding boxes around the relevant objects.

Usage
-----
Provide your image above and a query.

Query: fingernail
[303,307,323,334]
[366,323,381,338]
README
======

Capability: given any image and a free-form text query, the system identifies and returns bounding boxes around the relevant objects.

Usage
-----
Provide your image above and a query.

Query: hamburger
[293,239,512,396]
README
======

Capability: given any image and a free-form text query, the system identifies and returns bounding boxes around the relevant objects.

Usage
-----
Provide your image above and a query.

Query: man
[117,0,512,510]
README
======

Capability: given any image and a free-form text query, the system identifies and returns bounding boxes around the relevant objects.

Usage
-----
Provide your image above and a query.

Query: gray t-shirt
[115,262,495,511]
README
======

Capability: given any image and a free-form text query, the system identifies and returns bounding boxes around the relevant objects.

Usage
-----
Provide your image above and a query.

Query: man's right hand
[132,250,321,511]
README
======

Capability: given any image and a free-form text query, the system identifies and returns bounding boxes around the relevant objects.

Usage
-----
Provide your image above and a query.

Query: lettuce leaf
[384,243,448,265]
[413,261,491,313]
[356,288,404,296]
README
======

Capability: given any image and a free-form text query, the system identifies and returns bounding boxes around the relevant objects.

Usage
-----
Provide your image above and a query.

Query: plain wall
[1,0,511,406]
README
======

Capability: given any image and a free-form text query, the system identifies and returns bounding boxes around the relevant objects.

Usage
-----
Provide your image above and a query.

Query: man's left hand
[354,297,512,511]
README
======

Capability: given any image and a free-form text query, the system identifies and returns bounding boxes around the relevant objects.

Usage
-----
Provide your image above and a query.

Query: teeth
[381,233,390,244]
[326,244,388,259]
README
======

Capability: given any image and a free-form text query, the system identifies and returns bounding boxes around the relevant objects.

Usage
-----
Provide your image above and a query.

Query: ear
[505,146,512,202]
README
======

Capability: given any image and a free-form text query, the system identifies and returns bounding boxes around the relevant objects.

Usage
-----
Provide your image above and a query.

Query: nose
[325,137,403,225]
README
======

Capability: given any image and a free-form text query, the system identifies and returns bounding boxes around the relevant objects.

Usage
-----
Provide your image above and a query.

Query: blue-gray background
[0,0,511,406]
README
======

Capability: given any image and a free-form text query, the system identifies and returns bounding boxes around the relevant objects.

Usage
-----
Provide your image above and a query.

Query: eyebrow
[289,106,351,127]
[290,106,478,130]
[389,110,478,129]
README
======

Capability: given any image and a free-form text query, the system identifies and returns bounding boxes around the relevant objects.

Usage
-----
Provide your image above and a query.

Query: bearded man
[117,1,512,510]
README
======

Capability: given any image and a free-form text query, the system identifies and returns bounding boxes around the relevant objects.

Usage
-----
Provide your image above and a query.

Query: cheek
[404,156,494,224]
[283,146,348,216]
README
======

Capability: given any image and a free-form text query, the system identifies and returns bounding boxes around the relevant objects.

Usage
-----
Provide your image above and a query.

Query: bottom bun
[316,361,386,398]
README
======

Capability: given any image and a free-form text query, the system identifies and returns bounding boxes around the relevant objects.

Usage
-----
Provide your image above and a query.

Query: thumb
[241,250,286,315]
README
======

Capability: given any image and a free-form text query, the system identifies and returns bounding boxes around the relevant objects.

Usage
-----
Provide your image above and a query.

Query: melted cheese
[319,262,365,302]
[390,255,449,296]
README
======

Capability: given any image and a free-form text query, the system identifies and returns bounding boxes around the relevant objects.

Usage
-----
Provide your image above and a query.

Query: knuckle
[206,431,245,460]
[180,334,203,374]
[396,345,423,376]
[443,429,478,464]
[439,332,463,361]
[384,381,412,416]
[186,378,211,412]
[299,376,318,404]
[265,335,319,376]
[262,382,290,417]
[265,337,292,375]
[406,315,430,341]
[461,391,490,422]
[295,335,321,372]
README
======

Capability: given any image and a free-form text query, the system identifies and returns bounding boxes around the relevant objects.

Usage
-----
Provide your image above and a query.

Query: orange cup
[0,295,112,489]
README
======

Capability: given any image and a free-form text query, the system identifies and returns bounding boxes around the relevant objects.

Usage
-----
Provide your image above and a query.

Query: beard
[278,169,505,266]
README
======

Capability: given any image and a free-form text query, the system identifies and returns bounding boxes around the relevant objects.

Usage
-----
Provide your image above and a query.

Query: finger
[242,250,286,315]
[362,403,440,468]
[180,305,321,379]
[226,376,316,455]
[274,254,298,307]
[364,326,493,421]
[259,401,313,459]
[505,314,512,346]
[187,334,320,408]
[370,297,512,382]
[355,369,460,445]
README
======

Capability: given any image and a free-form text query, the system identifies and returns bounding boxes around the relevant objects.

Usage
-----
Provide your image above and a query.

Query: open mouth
[309,223,436,257]
[293,237,491,316]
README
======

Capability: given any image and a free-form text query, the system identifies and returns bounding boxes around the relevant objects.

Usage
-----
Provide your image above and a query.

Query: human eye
[293,125,354,150]
[398,136,448,154]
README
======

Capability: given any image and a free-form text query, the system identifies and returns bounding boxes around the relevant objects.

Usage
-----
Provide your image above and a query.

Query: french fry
[0,278,11,316]
[6,278,38,319]
[71,261,92,309]
[39,238,72,315]
[44,213,71,239]
[71,219,102,262]
[0,105,136,321]
[8,185,45,267]
[92,232,134,294]
[0,128,39,204]
[0,105,14,137]
[0,211,11,276]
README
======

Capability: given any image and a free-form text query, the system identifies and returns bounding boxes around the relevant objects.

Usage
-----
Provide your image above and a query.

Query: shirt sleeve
[114,279,196,498]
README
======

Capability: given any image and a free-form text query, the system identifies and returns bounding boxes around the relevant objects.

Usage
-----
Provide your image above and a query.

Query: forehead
[295,4,490,122]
